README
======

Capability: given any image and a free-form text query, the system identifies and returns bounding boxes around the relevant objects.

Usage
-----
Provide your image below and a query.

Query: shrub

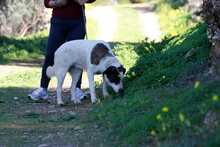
[163,0,188,9]
[0,0,49,37]
[94,0,147,5]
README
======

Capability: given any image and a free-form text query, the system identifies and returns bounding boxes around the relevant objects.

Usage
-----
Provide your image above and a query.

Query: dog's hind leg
[56,68,67,105]
[87,70,96,104]
[70,67,82,104]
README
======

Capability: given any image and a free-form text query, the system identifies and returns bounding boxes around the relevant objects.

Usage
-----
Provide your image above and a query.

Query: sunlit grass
[157,3,196,37]
[0,68,41,88]
[89,21,219,146]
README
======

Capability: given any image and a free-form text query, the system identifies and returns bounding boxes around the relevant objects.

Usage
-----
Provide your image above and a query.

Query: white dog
[46,40,126,105]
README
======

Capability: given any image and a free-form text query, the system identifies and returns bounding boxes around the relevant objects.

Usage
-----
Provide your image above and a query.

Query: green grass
[92,81,220,146]
[0,31,47,63]
[158,4,195,37]
[128,23,210,87]
[0,68,41,88]
[85,3,220,142]
[90,23,220,146]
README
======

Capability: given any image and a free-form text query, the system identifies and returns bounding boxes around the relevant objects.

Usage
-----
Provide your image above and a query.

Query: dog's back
[55,40,111,68]
[56,40,111,57]
[47,40,112,77]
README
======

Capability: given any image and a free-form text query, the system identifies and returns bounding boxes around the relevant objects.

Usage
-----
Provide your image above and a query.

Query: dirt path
[86,6,118,41]
[0,63,40,78]
[129,4,161,41]
[138,11,161,41]
[0,89,105,146]
[86,4,161,42]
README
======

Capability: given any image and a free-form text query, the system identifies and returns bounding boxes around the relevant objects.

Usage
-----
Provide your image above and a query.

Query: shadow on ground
[0,87,108,146]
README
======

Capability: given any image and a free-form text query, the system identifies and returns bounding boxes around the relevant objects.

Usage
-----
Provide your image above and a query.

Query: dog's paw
[57,101,64,106]
[74,100,81,104]
[91,98,97,104]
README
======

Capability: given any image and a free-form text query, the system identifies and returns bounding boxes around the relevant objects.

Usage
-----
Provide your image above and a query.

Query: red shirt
[44,0,95,19]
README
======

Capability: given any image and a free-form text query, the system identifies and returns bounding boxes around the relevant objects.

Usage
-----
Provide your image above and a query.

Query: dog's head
[103,65,126,96]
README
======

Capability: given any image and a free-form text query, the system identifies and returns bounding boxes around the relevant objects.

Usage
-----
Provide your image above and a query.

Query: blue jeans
[40,17,86,89]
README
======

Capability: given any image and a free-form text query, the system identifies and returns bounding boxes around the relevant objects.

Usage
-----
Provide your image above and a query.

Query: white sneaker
[75,88,85,100]
[28,87,48,101]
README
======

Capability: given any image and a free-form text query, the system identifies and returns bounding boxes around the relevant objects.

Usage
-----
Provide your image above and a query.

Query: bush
[156,2,195,37]
[94,0,147,5]
[164,0,188,8]
[130,0,146,3]
[0,0,49,37]
[0,31,47,63]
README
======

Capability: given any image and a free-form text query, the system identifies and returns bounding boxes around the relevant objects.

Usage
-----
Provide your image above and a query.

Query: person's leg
[40,18,68,89]
[66,18,86,89]
[29,18,68,100]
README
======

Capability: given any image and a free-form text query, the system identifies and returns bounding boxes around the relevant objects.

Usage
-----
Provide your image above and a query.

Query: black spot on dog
[103,66,121,85]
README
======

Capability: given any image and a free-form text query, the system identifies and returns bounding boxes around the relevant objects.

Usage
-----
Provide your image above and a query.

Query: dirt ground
[0,87,111,147]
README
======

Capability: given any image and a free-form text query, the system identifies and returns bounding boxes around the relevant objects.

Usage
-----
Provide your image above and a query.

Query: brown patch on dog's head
[91,43,110,65]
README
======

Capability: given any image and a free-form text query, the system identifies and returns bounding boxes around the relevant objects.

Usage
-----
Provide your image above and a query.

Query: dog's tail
[46,66,55,78]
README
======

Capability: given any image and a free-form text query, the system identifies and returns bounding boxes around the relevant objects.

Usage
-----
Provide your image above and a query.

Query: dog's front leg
[87,70,96,103]
[102,78,109,98]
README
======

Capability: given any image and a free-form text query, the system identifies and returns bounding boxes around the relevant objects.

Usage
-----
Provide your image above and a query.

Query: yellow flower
[212,95,219,101]
[162,106,169,113]
[156,114,162,121]
[150,130,156,136]
[179,113,185,122]
[194,81,200,89]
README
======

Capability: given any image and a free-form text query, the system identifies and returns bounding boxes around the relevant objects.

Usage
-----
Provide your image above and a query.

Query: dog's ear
[103,66,121,84]
[118,65,126,74]
[91,43,110,65]
[103,66,115,75]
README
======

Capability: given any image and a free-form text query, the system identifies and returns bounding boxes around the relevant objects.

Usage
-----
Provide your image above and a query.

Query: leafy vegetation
[88,3,220,147]
[157,3,195,37]
[91,23,220,146]
[93,0,147,5]
[0,0,47,36]
[0,31,47,63]
[162,0,188,9]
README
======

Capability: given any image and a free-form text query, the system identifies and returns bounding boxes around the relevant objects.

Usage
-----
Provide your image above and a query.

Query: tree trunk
[202,0,220,75]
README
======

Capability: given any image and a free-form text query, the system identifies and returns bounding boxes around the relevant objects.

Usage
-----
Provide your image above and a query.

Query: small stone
[68,111,76,116]
[48,110,57,113]
[13,97,19,100]
[203,111,217,128]
[38,144,48,147]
